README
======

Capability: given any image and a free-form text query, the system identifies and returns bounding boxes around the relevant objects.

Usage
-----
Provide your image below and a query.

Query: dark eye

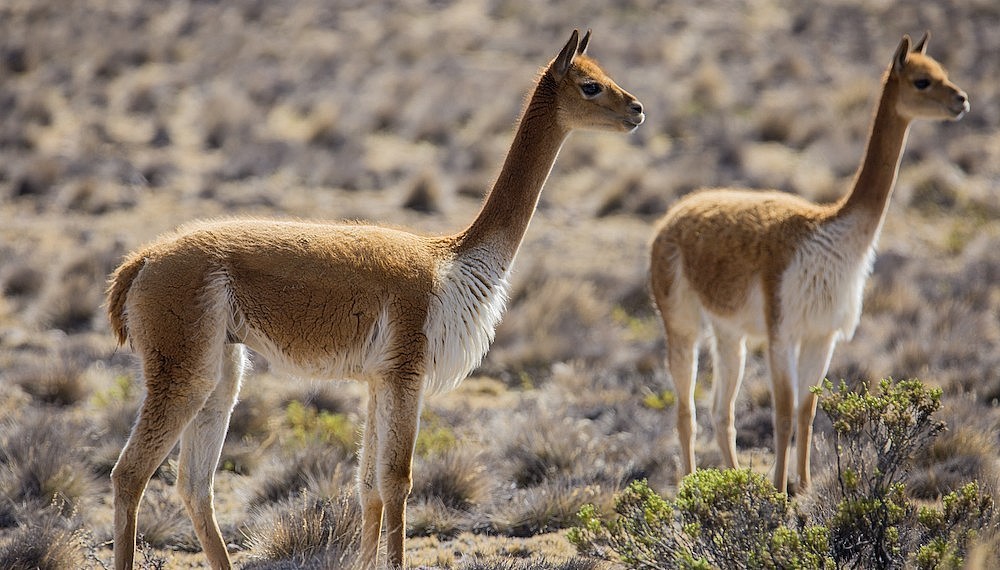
[913,79,931,90]
[580,83,603,97]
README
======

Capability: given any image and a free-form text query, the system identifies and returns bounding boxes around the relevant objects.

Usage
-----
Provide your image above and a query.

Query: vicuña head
[649,32,966,496]
[891,32,969,121]
[106,29,642,570]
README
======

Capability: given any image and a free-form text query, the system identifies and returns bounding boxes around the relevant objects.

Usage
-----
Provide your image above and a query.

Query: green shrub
[284,400,356,452]
[569,472,832,569]
[913,482,995,570]
[573,379,999,570]
[816,379,946,569]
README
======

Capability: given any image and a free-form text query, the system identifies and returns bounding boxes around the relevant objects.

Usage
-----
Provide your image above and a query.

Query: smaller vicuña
[106,29,643,570]
[649,32,968,494]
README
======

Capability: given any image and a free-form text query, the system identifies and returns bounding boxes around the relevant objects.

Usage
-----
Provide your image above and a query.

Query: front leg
[767,339,798,494]
[375,374,423,569]
[358,383,383,569]
[794,334,838,491]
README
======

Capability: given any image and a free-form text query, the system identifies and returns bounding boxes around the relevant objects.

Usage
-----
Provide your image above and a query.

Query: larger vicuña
[107,29,643,570]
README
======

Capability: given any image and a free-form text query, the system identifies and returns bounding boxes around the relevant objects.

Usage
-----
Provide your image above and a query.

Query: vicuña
[107,29,644,570]
[649,32,967,493]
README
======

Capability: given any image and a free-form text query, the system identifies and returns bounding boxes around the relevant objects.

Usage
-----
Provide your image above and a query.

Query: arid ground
[1,0,999,568]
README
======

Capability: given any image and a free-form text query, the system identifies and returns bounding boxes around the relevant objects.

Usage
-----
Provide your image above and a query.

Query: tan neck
[834,70,912,233]
[455,73,569,262]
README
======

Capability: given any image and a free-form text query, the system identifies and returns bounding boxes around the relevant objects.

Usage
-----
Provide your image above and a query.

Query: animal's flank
[106,252,147,345]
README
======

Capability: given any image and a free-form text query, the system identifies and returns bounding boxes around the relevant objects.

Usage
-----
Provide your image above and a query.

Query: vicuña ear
[553,29,579,80]
[912,30,930,54]
[892,34,911,74]
[578,29,591,55]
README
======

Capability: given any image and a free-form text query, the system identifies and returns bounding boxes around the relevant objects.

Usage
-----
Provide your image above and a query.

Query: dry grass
[2,0,999,566]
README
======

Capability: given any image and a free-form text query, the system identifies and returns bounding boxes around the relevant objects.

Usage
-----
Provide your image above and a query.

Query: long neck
[834,70,912,235]
[455,73,569,263]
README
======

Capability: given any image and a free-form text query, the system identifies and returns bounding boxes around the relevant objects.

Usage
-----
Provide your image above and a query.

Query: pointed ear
[553,29,579,80]
[912,30,930,54]
[578,29,591,55]
[892,35,911,73]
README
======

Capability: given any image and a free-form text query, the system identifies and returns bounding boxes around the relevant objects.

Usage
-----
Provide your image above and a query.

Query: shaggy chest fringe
[422,251,510,395]
[779,215,878,339]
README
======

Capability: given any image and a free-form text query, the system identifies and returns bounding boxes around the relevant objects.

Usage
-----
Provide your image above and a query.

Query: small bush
[914,482,996,570]
[414,410,458,457]
[284,400,356,453]
[571,380,998,570]
[570,473,832,569]
[816,379,946,568]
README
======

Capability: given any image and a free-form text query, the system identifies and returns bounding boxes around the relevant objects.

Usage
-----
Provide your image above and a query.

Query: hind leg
[667,327,701,476]
[176,344,246,570]
[710,328,747,469]
[113,354,221,570]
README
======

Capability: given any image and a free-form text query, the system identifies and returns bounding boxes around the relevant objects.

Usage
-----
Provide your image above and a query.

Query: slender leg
[767,339,798,494]
[794,335,838,491]
[176,344,245,570]
[376,376,422,569]
[710,328,747,469]
[113,359,219,570]
[358,383,383,569]
[667,328,700,476]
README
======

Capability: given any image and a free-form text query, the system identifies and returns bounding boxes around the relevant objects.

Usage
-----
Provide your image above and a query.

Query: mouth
[949,100,970,121]
[623,112,645,131]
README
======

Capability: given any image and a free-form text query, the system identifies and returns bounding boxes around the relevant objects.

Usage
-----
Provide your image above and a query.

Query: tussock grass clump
[135,483,195,551]
[458,558,612,570]
[0,508,87,570]
[909,423,1000,500]
[412,449,492,511]
[0,413,96,518]
[33,249,117,334]
[9,353,91,407]
[407,496,472,539]
[244,492,361,569]
[505,419,585,489]
[1,261,44,301]
[489,479,611,538]
[489,277,615,377]
[409,449,495,537]
[249,444,354,508]
[402,170,446,214]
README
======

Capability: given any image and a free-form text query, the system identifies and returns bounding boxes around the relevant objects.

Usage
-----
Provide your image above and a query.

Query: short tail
[106,252,146,346]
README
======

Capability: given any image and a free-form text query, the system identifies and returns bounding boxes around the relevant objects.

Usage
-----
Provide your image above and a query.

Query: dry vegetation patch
[2,0,999,566]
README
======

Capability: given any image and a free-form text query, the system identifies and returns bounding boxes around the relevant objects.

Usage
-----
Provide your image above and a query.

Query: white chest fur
[423,249,510,394]
[779,214,878,340]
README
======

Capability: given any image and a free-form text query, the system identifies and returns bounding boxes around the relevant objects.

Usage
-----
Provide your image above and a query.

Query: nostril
[629,100,644,114]
[956,92,968,104]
